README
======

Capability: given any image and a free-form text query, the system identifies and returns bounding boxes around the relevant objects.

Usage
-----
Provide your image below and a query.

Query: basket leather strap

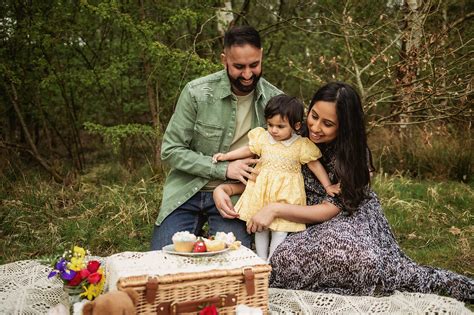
[156,294,237,315]
[243,267,255,296]
[145,277,159,304]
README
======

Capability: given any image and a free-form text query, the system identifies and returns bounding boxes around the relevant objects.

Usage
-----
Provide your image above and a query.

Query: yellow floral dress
[235,127,322,232]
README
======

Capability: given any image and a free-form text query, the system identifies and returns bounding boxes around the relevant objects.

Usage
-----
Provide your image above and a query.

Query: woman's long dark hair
[310,82,374,213]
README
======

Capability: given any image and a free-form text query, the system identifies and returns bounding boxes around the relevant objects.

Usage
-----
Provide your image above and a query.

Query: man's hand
[213,186,239,219]
[226,158,259,184]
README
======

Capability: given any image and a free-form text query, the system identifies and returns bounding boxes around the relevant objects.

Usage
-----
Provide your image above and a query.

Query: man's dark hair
[224,25,261,49]
[264,94,304,132]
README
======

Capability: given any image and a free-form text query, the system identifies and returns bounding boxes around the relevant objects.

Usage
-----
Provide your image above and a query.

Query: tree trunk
[139,0,162,170]
[217,1,234,37]
[396,0,424,135]
[6,81,63,183]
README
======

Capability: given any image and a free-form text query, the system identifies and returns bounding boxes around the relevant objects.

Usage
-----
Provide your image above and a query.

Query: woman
[213,82,473,301]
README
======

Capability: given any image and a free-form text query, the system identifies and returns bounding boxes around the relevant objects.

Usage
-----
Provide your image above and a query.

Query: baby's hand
[212,153,226,164]
[325,183,341,197]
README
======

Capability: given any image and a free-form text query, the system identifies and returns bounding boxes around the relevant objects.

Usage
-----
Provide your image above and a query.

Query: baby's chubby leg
[255,230,270,260]
[269,231,288,261]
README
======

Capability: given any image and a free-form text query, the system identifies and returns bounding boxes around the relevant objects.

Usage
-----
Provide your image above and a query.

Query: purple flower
[48,270,58,279]
[48,258,76,281]
[60,269,76,281]
[55,258,67,271]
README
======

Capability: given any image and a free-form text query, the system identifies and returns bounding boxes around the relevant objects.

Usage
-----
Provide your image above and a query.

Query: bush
[369,125,472,183]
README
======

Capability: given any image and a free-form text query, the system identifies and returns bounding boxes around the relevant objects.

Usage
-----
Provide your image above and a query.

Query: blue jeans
[150,192,252,250]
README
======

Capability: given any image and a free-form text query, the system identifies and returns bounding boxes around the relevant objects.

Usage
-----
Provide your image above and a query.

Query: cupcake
[172,231,197,252]
[215,231,241,250]
[214,232,236,245]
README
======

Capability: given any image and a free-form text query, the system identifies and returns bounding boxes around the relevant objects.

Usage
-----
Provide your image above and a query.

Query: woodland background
[1,1,472,278]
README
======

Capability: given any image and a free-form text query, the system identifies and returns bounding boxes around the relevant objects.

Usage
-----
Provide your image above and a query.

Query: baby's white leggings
[255,230,288,261]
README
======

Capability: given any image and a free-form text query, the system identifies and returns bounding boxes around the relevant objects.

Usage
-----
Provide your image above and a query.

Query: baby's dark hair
[264,94,305,132]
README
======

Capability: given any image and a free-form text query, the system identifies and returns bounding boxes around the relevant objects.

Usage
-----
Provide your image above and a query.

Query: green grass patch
[1,163,163,264]
[373,174,473,276]
[1,165,472,281]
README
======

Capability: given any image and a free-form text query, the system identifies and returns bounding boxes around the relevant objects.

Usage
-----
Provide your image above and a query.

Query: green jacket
[156,70,282,225]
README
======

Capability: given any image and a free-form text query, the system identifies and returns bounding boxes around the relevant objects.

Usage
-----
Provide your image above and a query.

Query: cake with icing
[172,231,197,252]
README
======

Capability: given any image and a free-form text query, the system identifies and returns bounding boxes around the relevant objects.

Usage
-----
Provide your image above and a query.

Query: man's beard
[226,67,262,94]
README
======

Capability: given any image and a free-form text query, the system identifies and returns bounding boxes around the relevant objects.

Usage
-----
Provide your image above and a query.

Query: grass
[0,164,473,312]
[373,173,473,277]
[1,164,472,281]
[368,126,472,183]
[1,163,163,263]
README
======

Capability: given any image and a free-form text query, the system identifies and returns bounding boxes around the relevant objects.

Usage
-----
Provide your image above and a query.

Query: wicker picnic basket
[107,247,271,314]
[117,265,271,314]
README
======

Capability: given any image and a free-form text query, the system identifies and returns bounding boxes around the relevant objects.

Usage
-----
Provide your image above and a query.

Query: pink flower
[79,268,91,279]
[87,272,102,284]
[68,272,82,286]
[87,260,100,273]
[199,305,218,315]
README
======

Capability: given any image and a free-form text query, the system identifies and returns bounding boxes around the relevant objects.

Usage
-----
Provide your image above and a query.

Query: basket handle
[156,294,237,315]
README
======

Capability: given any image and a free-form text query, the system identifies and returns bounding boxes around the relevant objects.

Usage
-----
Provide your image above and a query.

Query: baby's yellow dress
[235,127,322,232]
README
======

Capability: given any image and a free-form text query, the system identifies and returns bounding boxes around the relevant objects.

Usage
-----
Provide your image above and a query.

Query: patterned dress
[269,142,474,302]
[236,127,321,232]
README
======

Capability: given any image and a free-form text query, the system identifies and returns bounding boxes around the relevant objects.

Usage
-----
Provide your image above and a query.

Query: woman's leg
[255,230,270,260]
[269,231,287,260]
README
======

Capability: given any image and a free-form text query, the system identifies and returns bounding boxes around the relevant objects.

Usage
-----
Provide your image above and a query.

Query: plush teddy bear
[82,289,139,315]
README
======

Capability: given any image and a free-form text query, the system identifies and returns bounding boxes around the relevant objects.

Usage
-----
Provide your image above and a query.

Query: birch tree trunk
[397,0,425,134]
[217,1,234,37]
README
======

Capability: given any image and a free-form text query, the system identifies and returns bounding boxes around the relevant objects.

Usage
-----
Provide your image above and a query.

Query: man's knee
[150,224,166,250]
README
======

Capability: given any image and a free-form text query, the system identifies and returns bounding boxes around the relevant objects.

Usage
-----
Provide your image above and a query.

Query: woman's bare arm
[246,202,341,233]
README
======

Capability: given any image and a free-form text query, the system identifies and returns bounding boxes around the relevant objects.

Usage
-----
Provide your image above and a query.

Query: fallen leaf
[407,232,417,239]
[449,226,461,235]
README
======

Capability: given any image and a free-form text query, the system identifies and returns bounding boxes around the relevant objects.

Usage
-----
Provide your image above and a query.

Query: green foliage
[369,125,472,182]
[1,0,471,179]
[84,122,156,155]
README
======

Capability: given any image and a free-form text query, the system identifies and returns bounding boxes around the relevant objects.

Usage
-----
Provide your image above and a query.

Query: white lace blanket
[106,247,267,291]
[0,259,471,314]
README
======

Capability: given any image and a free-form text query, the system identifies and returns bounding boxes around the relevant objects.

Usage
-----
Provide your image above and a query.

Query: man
[151,25,282,250]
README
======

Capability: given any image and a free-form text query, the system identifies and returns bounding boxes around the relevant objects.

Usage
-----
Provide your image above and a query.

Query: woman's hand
[246,203,279,233]
[213,185,240,219]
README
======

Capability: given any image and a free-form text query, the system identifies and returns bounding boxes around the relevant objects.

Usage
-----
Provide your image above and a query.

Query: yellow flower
[80,270,106,301]
[80,284,96,300]
[73,246,86,258]
[67,256,85,271]
[96,270,106,292]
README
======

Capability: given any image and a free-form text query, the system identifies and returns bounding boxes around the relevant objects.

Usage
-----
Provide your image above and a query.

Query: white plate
[162,244,230,257]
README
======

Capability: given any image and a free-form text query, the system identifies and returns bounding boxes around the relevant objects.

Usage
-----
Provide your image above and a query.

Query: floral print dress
[269,142,474,302]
